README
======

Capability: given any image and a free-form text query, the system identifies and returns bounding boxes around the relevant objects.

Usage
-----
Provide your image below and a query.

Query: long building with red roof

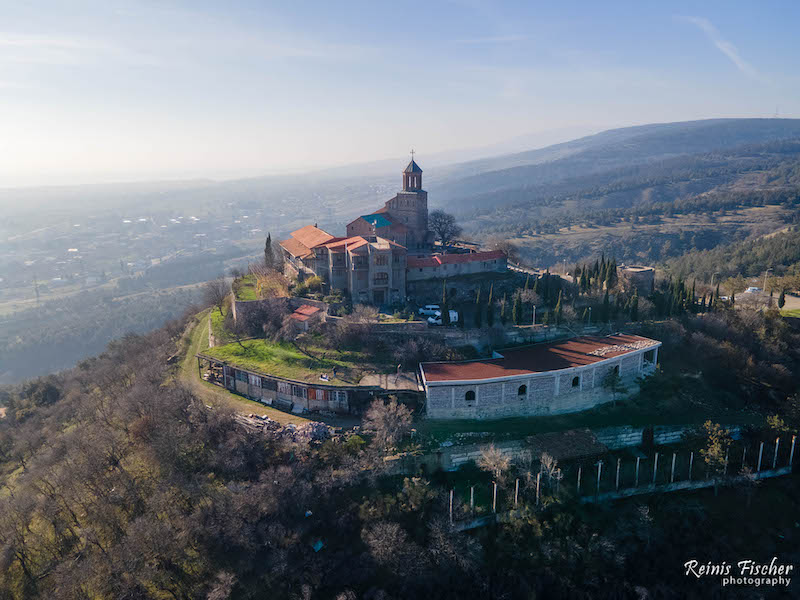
[420,333,661,419]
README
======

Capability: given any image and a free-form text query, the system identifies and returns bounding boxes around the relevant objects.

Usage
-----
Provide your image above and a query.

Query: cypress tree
[441,281,450,325]
[730,292,735,306]
[779,289,786,309]
[554,291,563,325]
[474,287,483,328]
[500,293,508,325]
[602,290,610,322]
[264,233,275,269]
[630,290,639,321]
[512,291,522,325]
[487,283,495,327]
[524,274,530,291]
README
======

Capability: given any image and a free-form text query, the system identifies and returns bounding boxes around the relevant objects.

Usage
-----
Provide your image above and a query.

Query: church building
[345,157,432,254]
[279,156,507,305]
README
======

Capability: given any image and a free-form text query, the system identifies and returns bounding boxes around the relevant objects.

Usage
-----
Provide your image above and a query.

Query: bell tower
[403,150,423,191]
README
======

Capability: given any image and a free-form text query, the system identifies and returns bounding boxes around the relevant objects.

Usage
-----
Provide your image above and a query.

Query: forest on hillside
[1,298,799,599]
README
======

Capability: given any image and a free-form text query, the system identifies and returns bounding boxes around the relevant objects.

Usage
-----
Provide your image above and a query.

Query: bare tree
[477,444,511,484]
[204,277,229,316]
[485,236,518,263]
[428,210,462,251]
[361,397,413,451]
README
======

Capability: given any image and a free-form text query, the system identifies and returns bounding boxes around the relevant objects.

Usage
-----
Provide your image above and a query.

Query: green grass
[176,309,315,424]
[202,337,391,386]
[232,274,258,301]
[780,308,800,317]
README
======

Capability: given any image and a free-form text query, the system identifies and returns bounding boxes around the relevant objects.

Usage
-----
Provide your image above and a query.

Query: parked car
[428,310,459,325]
[744,287,762,294]
[418,304,440,316]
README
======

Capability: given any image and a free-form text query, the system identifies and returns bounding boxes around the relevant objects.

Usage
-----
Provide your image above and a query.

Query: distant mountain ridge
[429,118,800,211]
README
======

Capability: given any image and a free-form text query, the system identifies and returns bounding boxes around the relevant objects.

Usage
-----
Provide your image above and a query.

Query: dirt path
[176,310,360,428]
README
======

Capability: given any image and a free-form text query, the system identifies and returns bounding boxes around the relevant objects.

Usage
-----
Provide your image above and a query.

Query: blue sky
[1,0,799,186]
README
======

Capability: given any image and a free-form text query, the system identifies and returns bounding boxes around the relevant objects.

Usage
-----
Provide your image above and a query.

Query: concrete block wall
[593,424,742,450]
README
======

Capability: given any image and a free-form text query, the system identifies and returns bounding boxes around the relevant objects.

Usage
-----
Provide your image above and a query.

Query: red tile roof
[408,250,506,268]
[324,236,370,251]
[290,304,322,322]
[407,256,440,268]
[290,225,335,249]
[279,237,312,259]
[421,334,660,382]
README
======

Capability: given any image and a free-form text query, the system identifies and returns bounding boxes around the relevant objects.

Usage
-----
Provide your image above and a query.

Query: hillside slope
[431,119,800,212]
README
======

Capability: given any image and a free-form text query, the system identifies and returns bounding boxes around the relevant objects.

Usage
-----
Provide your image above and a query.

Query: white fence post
[652,452,659,485]
[790,435,796,467]
[615,458,621,491]
[577,466,582,495]
[635,457,640,487]
[596,461,603,497]
[514,479,519,507]
[670,453,677,483]
[449,489,453,524]
[773,438,780,469]
[688,451,694,481]
[757,441,764,474]
[492,482,497,513]
[536,472,541,506]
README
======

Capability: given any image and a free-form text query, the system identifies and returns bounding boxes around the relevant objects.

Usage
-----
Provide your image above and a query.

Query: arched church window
[465,390,475,402]
[517,384,526,397]
[572,376,580,388]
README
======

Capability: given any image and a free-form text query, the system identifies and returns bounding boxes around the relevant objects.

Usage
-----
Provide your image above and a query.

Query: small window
[465,390,475,402]
[572,376,580,388]
[517,384,527,397]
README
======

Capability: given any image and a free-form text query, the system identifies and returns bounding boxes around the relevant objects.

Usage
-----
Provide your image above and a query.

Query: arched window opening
[572,376,580,388]
[465,390,475,402]
[517,384,527,397]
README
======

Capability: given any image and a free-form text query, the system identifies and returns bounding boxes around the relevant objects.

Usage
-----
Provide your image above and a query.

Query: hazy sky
[1,0,799,186]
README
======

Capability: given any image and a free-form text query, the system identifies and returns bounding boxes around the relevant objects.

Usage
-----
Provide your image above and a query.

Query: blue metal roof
[360,213,393,228]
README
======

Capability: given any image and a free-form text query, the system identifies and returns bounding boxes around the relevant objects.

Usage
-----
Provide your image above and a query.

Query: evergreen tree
[512,292,522,325]
[474,287,483,328]
[524,275,530,291]
[630,290,639,321]
[441,281,450,325]
[533,276,540,295]
[700,294,706,312]
[609,259,618,289]
[264,233,275,269]
[500,293,508,325]
[542,311,550,326]
[601,290,610,322]
[582,307,589,325]
[541,270,550,302]
[487,283,495,327]
[779,289,786,309]
[730,292,735,306]
[554,291,563,325]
